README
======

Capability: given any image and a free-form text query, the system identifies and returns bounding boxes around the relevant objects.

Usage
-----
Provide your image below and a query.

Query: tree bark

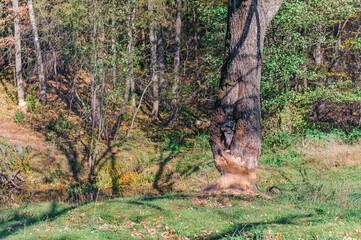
[170,0,182,125]
[315,35,322,67]
[193,1,200,80]
[206,0,283,195]
[129,0,136,114]
[13,0,25,106]
[149,0,159,120]
[157,23,166,103]
[111,0,117,86]
[28,0,47,103]
[90,21,101,129]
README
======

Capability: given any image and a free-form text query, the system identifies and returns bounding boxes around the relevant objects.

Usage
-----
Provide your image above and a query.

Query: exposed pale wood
[207,0,283,194]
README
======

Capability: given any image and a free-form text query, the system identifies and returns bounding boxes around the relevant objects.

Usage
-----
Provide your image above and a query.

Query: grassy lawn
[1,163,361,240]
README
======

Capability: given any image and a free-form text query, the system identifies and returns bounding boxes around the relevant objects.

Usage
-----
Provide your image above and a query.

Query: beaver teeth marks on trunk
[221,120,235,148]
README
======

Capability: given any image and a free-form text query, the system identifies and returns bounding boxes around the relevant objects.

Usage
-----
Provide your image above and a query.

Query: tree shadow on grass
[126,200,163,211]
[0,202,84,239]
[207,214,317,240]
[153,151,179,195]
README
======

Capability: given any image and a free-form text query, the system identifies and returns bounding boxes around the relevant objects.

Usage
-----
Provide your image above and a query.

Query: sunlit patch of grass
[2,159,361,239]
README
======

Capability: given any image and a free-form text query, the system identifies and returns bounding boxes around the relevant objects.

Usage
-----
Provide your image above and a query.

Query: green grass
[2,162,361,239]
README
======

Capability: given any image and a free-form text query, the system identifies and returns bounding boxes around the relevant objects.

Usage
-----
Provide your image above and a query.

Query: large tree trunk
[149,0,159,120]
[28,0,47,103]
[206,0,283,195]
[13,0,25,106]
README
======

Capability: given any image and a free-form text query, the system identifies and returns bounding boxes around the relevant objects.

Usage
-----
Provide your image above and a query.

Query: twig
[126,79,153,139]
[279,170,297,190]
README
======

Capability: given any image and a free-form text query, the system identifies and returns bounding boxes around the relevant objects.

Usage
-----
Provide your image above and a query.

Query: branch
[126,79,153,139]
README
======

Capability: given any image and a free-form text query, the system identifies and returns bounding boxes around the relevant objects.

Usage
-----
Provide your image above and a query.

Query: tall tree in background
[13,0,25,106]
[170,0,181,125]
[149,0,158,120]
[129,0,136,114]
[28,0,46,103]
[206,0,283,194]
[157,23,166,104]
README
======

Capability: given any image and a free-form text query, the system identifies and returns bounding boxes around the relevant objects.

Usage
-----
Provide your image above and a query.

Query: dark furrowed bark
[207,0,283,194]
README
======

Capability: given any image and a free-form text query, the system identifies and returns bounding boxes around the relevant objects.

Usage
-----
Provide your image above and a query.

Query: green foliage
[261,0,361,136]
[14,110,24,123]
[261,149,305,167]
[47,112,72,134]
[189,133,210,149]
[0,137,30,206]
[25,90,36,112]
[161,131,189,152]
[67,183,98,203]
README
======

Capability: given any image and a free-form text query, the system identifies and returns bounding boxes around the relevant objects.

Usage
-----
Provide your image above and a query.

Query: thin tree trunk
[53,51,58,92]
[157,23,166,103]
[28,0,46,103]
[111,2,117,86]
[13,0,25,106]
[193,1,199,80]
[205,0,283,194]
[90,19,101,129]
[315,34,322,67]
[125,0,134,114]
[129,0,136,114]
[99,22,105,95]
[110,0,135,138]
[170,0,182,125]
[328,36,341,85]
[149,0,159,120]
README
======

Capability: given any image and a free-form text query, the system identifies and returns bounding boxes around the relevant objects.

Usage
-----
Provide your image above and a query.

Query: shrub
[14,110,24,123]
[0,137,30,206]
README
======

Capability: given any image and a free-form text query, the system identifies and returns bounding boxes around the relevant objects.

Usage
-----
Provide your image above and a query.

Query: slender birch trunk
[170,0,182,124]
[129,0,136,114]
[149,0,159,120]
[90,19,101,130]
[13,0,25,106]
[28,0,46,103]
[157,23,166,103]
[111,6,117,85]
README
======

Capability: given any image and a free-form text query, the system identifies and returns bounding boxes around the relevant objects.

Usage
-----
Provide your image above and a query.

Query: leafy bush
[25,89,36,112]
[162,131,189,152]
[0,137,30,206]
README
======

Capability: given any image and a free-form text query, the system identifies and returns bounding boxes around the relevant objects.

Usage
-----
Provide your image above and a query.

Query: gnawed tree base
[202,173,257,196]
[18,98,27,107]
[208,0,283,197]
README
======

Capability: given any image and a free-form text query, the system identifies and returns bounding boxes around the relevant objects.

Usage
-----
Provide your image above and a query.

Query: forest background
[0,0,361,239]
